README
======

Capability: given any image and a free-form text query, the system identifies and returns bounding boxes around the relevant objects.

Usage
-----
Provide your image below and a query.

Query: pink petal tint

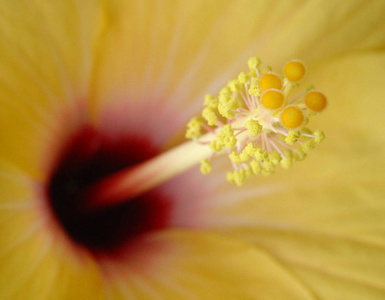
[41,101,208,263]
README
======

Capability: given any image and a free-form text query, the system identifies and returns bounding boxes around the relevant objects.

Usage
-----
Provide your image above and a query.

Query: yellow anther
[219,125,237,148]
[202,107,217,126]
[204,94,219,109]
[261,66,272,74]
[301,140,315,153]
[218,96,238,119]
[260,72,282,91]
[284,60,306,82]
[226,171,234,183]
[263,160,275,175]
[247,56,261,70]
[249,160,261,175]
[222,136,237,149]
[255,148,268,161]
[209,140,223,152]
[239,143,256,162]
[219,86,231,96]
[313,130,325,144]
[185,117,202,139]
[280,151,293,169]
[281,106,305,129]
[229,152,241,164]
[228,79,241,92]
[295,149,307,161]
[237,72,250,84]
[239,153,248,162]
[285,130,300,145]
[218,103,234,119]
[233,169,247,186]
[245,167,254,178]
[269,151,282,165]
[243,143,256,156]
[261,89,285,110]
[305,90,327,112]
[200,159,212,175]
[248,81,262,97]
[218,92,231,103]
[246,119,263,136]
[220,124,232,134]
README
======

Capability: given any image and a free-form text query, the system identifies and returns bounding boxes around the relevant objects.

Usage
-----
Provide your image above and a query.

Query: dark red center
[47,125,172,254]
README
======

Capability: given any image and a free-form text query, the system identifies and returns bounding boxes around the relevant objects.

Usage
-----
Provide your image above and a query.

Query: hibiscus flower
[1,1,384,299]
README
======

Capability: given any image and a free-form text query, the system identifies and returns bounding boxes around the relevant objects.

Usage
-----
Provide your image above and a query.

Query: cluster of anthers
[186,57,327,186]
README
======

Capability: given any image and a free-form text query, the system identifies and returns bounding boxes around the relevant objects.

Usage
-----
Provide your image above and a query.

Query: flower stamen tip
[261,89,285,110]
[186,57,327,186]
[284,59,306,82]
[260,72,283,90]
[305,90,328,112]
[200,159,212,175]
[281,106,305,129]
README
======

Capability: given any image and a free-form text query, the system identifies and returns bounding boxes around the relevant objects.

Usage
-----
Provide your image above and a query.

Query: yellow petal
[222,227,385,300]
[88,1,305,116]
[0,0,104,97]
[107,229,316,299]
[0,1,106,178]
[255,1,385,66]
[0,226,106,300]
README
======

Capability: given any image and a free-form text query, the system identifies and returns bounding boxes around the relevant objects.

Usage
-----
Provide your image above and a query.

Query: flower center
[47,125,172,253]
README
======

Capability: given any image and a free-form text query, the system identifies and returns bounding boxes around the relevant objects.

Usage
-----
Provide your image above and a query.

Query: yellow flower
[1,1,385,299]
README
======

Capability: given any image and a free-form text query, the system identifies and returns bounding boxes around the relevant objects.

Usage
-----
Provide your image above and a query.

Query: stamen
[200,159,212,174]
[261,89,285,110]
[185,117,203,139]
[260,72,283,90]
[284,60,306,82]
[82,57,328,211]
[186,57,327,186]
[305,90,328,112]
[281,106,305,129]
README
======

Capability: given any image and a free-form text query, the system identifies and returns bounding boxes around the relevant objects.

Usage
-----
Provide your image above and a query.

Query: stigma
[186,57,327,186]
